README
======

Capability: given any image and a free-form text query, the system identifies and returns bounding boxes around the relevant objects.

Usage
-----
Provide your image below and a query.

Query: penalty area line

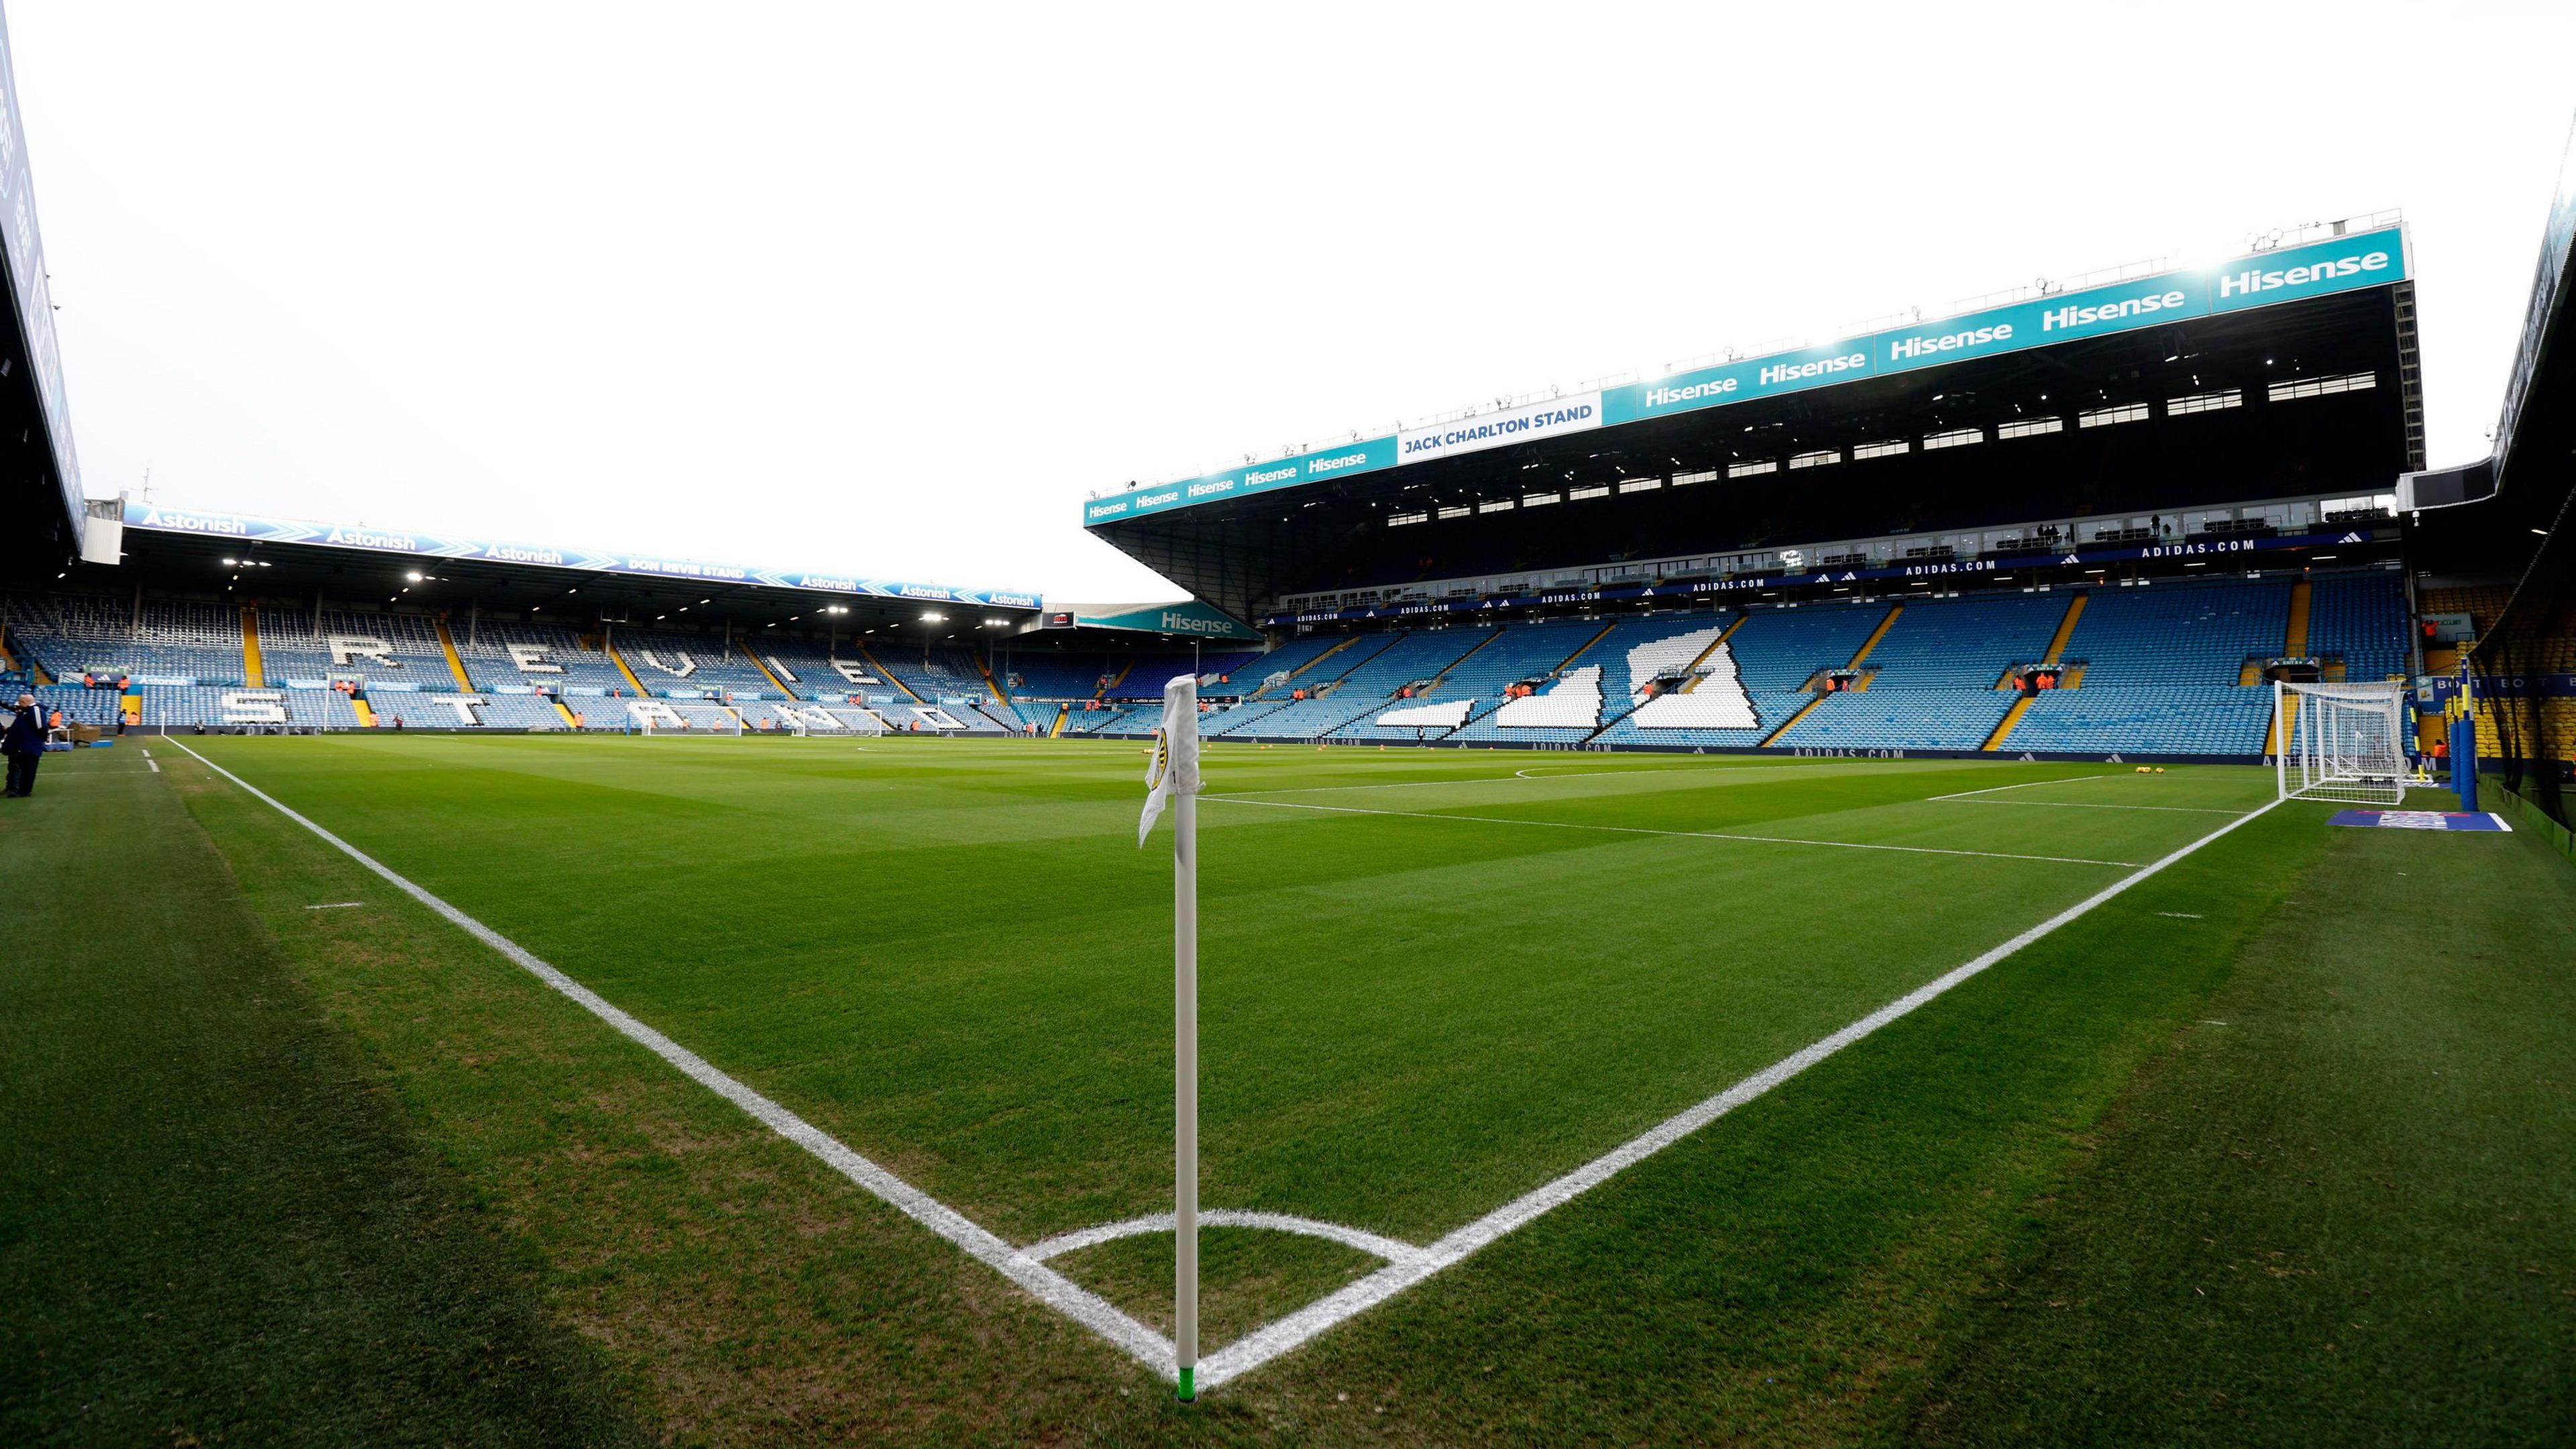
[162,738,1181,1381]
[1195,791,2288,1391]
[1209,796,2145,868]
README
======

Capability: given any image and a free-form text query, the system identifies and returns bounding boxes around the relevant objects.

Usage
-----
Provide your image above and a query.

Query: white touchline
[1210,796,2145,868]
[166,736,2287,1398]
[1192,792,2286,1390]
[305,902,368,910]
[163,739,1179,1379]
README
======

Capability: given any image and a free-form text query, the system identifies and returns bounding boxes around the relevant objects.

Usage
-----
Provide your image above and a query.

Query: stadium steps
[1098,657,1136,699]
[1982,694,2035,751]
[1049,704,1069,737]
[432,616,478,690]
[2285,577,2313,657]
[745,649,800,700]
[120,693,142,728]
[1845,604,1904,668]
[2266,690,2298,756]
[552,700,580,729]
[1557,619,1621,669]
[1418,629,1503,696]
[2042,592,2087,663]
[975,655,1018,722]
[239,606,264,687]
[1254,634,1359,698]
[1757,692,1829,746]
[2239,656,2267,686]
[597,631,649,696]
[1676,616,1750,690]
[352,696,377,728]
[855,641,927,702]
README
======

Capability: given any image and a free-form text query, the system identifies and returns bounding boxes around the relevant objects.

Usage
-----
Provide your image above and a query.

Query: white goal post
[2276,680,2409,806]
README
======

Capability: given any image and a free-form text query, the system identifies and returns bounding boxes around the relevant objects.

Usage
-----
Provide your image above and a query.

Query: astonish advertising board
[120,502,1042,610]
[1089,226,2408,527]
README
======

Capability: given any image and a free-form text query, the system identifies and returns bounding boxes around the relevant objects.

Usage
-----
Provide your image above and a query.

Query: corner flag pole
[1138,673,1201,1401]
[1174,733,1199,1402]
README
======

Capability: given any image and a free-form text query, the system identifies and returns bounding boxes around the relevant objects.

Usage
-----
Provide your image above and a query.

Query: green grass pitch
[5,734,2568,1446]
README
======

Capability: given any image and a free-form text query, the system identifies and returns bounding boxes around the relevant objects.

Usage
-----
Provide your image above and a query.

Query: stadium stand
[1861,592,2068,688]
[2057,578,2290,687]
[757,642,898,702]
[2306,570,2412,681]
[1452,613,1735,745]
[607,627,787,698]
[255,608,454,686]
[1768,688,2015,751]
[2006,684,2275,755]
[452,623,633,694]
[1213,629,1493,739]
[3,594,248,684]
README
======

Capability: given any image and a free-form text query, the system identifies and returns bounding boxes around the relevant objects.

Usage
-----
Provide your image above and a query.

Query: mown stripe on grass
[165,738,1182,1380]
[1194,794,2286,1391]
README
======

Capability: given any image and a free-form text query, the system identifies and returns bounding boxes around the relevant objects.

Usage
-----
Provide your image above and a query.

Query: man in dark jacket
[3,691,48,798]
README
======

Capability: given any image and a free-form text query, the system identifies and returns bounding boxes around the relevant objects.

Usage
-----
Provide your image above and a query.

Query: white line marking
[164,739,1180,1379]
[2157,911,2204,919]
[305,902,368,910]
[1024,1211,1427,1269]
[1194,792,2286,1390]
[165,736,2286,1395]
[1925,774,2114,800]
[1935,798,2241,815]
[147,758,161,773]
[1210,796,2144,868]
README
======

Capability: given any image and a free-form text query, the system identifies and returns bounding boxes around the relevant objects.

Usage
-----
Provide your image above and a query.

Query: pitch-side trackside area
[5,735,2569,1446]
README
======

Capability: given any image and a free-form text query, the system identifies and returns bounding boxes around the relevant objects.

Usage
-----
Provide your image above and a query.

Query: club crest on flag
[1139,674,1201,845]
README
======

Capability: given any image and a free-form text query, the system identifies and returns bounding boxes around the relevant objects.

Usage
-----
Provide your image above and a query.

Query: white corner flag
[1136,673,1202,1401]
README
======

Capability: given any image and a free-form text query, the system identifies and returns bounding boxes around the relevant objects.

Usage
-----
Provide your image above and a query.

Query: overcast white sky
[11,2,2575,601]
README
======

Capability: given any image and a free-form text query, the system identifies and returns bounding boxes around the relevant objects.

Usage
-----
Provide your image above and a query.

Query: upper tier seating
[452,624,632,693]
[1005,652,1121,700]
[1240,635,1359,698]
[2059,578,2289,686]
[865,646,1000,709]
[2307,570,2411,681]
[608,628,788,698]
[1215,629,1495,739]
[1725,604,1898,690]
[3,595,248,685]
[1336,619,1611,741]
[757,643,897,702]
[1860,593,2068,688]
[1447,612,1736,744]
[256,608,455,686]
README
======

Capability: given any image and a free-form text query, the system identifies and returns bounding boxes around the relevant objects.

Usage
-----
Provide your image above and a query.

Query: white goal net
[2276,680,2408,806]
